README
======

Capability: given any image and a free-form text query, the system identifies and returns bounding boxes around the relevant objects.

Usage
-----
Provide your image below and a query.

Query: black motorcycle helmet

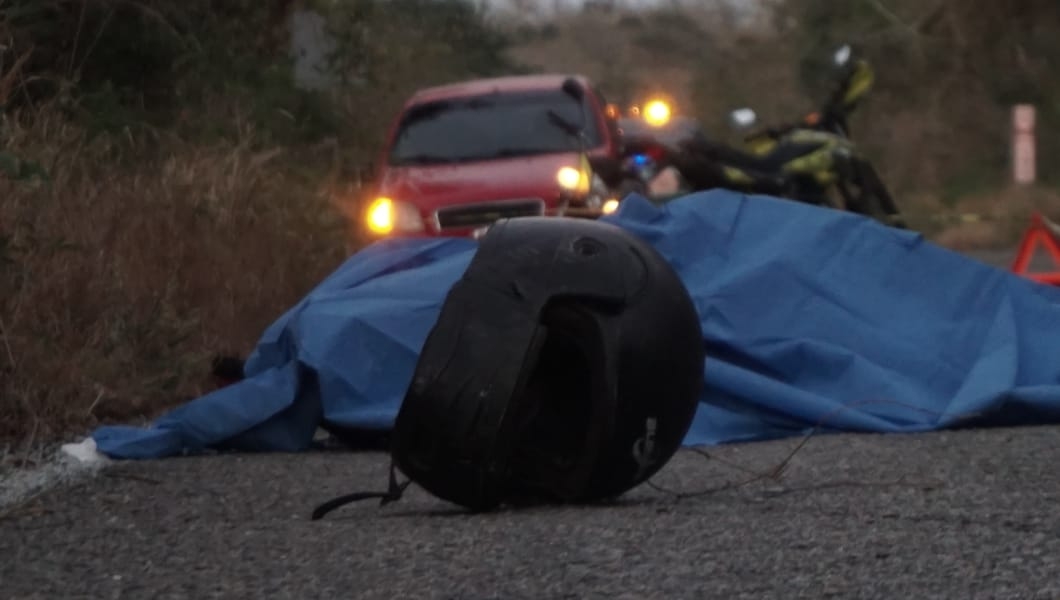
[311,216,705,518]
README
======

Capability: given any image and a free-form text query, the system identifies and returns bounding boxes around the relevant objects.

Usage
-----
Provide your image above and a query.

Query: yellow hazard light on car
[602,199,620,214]
[643,100,672,127]
[367,197,396,234]
[365,196,424,235]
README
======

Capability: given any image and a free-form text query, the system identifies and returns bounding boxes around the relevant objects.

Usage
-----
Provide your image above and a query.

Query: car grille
[434,198,546,231]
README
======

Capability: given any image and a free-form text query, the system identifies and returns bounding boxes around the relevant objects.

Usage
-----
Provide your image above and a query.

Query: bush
[0,0,525,449]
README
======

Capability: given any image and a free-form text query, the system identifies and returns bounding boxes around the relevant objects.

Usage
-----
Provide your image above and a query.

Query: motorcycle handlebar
[620,133,795,196]
[743,123,796,143]
[743,109,849,143]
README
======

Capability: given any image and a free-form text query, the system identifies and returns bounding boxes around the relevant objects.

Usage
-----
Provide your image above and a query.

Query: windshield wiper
[391,153,462,166]
[483,147,557,159]
[491,148,551,157]
[547,109,581,137]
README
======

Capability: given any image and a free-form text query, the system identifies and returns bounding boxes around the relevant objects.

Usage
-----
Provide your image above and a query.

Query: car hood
[377,152,584,210]
[618,116,703,147]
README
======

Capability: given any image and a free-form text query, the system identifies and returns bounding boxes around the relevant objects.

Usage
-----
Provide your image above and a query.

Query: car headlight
[365,196,424,235]
[602,198,620,214]
[557,166,583,191]
[557,165,591,196]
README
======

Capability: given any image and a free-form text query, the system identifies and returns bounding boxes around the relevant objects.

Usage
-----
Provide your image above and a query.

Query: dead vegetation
[0,107,348,445]
[0,0,520,448]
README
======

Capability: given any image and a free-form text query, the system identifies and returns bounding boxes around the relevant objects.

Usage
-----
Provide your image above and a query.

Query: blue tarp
[92,190,1060,459]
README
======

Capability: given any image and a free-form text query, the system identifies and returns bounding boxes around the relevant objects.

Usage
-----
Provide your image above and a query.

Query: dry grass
[0,108,349,448]
[918,186,1060,251]
[0,0,525,450]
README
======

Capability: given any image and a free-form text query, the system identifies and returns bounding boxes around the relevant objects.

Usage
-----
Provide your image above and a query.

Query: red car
[351,74,627,241]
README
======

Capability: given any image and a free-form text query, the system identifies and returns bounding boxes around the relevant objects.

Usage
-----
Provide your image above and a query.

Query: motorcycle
[613,44,907,229]
[725,44,907,228]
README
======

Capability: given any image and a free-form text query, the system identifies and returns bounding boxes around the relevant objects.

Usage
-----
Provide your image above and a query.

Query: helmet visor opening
[505,300,617,502]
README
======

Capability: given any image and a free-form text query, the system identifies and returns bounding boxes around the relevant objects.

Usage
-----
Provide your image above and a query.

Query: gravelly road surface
[4,427,1060,599]
[5,247,1060,600]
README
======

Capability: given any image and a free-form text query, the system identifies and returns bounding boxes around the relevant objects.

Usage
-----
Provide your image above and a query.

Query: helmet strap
[310,460,410,520]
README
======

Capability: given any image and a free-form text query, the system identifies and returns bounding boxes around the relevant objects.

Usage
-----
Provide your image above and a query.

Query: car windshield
[388,88,602,166]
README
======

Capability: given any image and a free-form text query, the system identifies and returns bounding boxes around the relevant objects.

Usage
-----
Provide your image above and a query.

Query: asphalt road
[5,247,1060,600]
[4,426,1060,600]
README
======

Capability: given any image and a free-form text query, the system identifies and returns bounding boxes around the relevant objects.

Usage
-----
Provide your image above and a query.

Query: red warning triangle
[1010,212,1060,286]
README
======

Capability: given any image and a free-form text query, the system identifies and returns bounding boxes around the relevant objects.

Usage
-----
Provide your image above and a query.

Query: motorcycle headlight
[365,197,424,235]
[643,100,672,127]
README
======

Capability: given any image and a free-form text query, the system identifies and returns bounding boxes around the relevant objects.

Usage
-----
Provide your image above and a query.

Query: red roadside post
[1007,104,1060,285]
[1012,104,1036,185]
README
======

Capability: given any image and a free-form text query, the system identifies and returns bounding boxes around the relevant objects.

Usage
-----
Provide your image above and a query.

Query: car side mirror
[561,77,585,102]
